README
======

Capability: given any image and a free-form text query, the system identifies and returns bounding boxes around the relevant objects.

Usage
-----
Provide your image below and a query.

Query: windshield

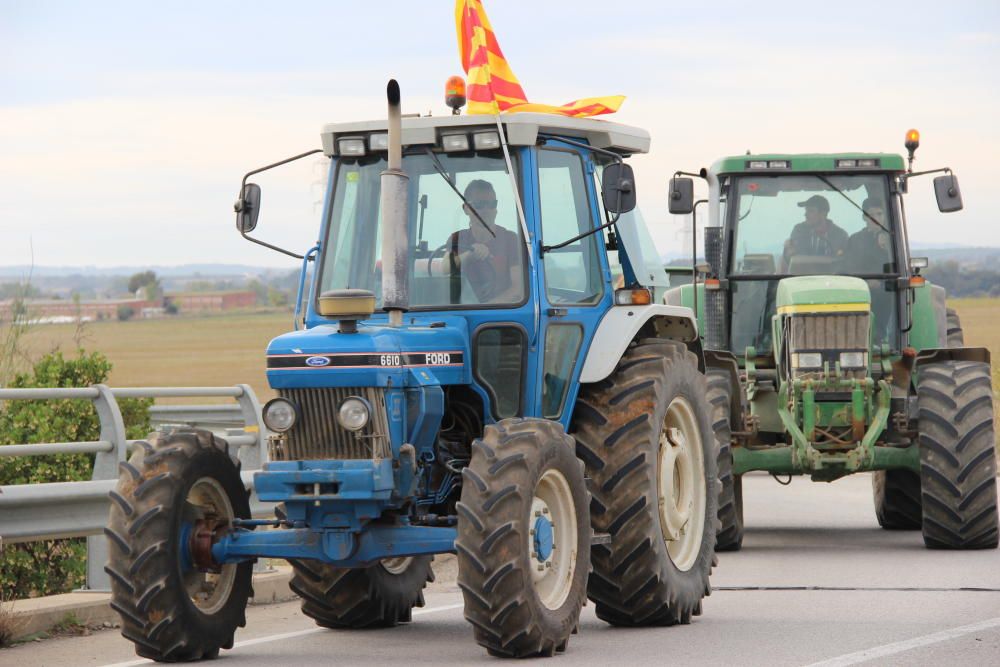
[317,152,526,309]
[727,173,898,358]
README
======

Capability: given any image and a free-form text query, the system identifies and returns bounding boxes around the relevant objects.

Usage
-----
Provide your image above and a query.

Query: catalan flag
[455,0,625,117]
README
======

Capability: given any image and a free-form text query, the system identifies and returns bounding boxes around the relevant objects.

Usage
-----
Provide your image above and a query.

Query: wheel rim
[181,477,238,615]
[657,396,707,572]
[528,468,578,611]
[380,557,413,575]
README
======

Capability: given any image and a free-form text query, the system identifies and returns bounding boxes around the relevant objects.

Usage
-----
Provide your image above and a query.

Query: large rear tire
[707,369,743,551]
[288,556,434,629]
[872,470,921,530]
[946,307,964,347]
[572,339,717,626]
[105,428,252,662]
[917,360,999,549]
[456,418,590,658]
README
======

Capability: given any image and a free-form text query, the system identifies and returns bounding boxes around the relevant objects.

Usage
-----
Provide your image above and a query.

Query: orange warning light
[905,128,920,151]
[446,76,466,114]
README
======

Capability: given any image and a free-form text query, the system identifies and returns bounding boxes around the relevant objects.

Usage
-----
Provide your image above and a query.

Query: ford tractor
[105,81,720,661]
[667,130,997,551]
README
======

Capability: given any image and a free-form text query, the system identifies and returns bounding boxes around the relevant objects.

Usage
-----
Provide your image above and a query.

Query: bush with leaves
[0,350,152,599]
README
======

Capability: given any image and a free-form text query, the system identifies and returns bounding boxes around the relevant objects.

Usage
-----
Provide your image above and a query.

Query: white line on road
[98,602,465,667]
[804,616,1000,667]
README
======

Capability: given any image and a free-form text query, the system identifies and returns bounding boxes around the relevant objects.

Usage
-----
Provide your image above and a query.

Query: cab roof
[710,153,905,175]
[321,112,650,157]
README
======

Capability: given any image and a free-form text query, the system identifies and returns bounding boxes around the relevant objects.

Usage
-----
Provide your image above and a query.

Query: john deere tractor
[667,130,997,551]
[104,81,720,661]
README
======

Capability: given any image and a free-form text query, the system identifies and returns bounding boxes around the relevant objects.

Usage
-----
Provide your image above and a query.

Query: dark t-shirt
[786,219,849,259]
[847,229,893,274]
[447,226,521,301]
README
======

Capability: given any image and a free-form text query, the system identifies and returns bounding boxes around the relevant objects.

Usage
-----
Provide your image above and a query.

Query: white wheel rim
[657,397,707,572]
[380,557,413,575]
[183,477,238,615]
[528,469,578,611]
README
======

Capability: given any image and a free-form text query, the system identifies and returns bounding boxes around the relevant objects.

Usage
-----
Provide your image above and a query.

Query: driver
[846,198,892,273]
[447,179,524,302]
[782,195,848,269]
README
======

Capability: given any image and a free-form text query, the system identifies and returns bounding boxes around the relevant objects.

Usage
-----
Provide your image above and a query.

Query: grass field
[10,299,1000,426]
[16,311,292,404]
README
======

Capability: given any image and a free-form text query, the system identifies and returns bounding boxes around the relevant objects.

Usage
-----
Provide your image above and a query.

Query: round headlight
[338,396,371,432]
[263,398,298,433]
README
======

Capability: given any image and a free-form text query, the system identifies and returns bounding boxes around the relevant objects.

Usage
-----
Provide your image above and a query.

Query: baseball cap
[798,195,830,213]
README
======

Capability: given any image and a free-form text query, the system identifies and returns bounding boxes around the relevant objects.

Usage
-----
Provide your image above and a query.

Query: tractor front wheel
[917,360,999,548]
[872,470,921,530]
[105,428,252,662]
[456,418,590,658]
[707,369,743,551]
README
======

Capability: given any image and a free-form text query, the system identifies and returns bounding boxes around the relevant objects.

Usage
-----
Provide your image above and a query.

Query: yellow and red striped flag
[455,0,625,117]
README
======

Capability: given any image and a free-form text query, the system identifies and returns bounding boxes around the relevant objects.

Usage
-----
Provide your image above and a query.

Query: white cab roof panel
[321,112,650,156]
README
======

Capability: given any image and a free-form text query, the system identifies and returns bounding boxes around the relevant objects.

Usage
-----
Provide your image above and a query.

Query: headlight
[337,396,371,432]
[793,352,823,369]
[839,351,867,369]
[263,398,298,433]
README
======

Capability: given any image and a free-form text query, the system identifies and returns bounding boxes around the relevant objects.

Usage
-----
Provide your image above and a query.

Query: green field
[17,312,293,403]
[12,298,1000,419]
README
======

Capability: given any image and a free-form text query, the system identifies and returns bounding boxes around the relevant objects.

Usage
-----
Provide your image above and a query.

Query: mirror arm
[236,148,324,260]
[902,166,952,181]
[537,134,625,164]
[542,217,619,254]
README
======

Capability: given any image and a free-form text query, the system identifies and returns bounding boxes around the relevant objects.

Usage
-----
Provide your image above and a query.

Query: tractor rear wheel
[276,504,434,629]
[946,308,965,347]
[707,369,743,551]
[105,428,252,662]
[917,360,999,549]
[572,339,717,626]
[872,470,922,530]
[456,418,590,658]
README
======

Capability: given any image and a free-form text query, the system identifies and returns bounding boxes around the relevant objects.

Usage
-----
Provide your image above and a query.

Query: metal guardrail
[0,384,272,591]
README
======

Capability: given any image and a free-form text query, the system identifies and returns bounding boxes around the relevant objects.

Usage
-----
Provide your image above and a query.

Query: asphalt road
[5,472,1000,666]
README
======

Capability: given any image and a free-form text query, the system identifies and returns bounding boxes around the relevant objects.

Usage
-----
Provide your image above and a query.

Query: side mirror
[602,163,637,214]
[933,174,963,213]
[235,183,262,233]
[668,177,694,215]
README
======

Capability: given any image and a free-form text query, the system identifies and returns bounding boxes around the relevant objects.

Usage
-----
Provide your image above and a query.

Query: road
[5,473,999,666]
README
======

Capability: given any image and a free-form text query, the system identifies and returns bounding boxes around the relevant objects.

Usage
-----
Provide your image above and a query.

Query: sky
[1,0,998,271]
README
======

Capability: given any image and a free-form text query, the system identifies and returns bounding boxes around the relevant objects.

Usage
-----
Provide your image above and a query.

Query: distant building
[0,298,160,322]
[165,290,257,313]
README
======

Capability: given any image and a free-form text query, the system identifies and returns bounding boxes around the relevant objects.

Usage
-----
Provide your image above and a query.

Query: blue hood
[266,316,471,389]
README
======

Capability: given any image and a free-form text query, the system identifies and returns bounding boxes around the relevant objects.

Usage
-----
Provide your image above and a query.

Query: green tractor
[667,130,998,550]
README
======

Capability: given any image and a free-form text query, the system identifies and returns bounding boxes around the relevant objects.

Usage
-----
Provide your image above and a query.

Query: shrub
[116,305,134,321]
[0,350,152,599]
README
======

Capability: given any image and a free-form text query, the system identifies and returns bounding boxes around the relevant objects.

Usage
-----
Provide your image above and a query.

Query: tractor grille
[788,312,870,379]
[789,312,869,351]
[274,387,389,460]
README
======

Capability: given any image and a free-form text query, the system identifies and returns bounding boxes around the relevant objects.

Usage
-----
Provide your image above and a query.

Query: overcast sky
[1,0,998,270]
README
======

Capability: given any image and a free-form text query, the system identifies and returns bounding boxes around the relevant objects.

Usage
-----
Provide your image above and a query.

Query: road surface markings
[804,616,1000,666]
[98,602,466,667]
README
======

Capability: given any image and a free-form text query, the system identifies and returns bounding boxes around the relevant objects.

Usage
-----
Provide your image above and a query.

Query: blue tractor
[105,81,719,660]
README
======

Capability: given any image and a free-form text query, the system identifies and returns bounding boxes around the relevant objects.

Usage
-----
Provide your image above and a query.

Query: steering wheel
[427,242,451,277]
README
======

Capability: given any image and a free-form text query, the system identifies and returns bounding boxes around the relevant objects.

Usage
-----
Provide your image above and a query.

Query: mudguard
[579,304,699,383]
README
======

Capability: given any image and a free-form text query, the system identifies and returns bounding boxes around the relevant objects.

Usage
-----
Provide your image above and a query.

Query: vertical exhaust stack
[381,79,409,327]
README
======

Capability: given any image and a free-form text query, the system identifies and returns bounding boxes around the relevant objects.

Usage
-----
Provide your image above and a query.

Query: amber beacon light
[446,76,467,114]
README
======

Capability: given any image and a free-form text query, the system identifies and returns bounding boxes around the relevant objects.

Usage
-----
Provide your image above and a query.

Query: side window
[474,325,525,419]
[542,325,583,418]
[538,149,604,305]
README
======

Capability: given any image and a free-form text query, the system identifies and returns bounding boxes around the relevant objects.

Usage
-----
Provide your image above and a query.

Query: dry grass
[0,599,25,648]
[19,311,293,404]
[949,297,1000,450]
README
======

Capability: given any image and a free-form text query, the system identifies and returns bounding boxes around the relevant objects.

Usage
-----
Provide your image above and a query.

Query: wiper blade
[814,174,889,234]
[422,147,495,238]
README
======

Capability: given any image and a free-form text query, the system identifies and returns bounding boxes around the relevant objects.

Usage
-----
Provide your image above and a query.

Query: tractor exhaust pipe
[381,79,409,327]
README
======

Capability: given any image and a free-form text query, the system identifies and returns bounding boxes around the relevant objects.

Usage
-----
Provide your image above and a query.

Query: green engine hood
[776,276,871,313]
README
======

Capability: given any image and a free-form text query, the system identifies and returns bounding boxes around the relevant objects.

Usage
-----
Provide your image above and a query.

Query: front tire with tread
[707,369,743,551]
[105,428,252,662]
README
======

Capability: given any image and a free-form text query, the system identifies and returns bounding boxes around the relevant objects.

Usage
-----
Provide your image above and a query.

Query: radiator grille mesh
[274,387,389,460]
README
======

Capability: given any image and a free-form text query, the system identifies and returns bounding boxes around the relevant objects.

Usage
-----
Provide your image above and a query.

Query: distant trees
[925,261,1000,298]
[127,271,161,300]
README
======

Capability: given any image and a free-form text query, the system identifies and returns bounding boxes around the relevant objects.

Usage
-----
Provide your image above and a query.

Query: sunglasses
[468,199,497,209]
